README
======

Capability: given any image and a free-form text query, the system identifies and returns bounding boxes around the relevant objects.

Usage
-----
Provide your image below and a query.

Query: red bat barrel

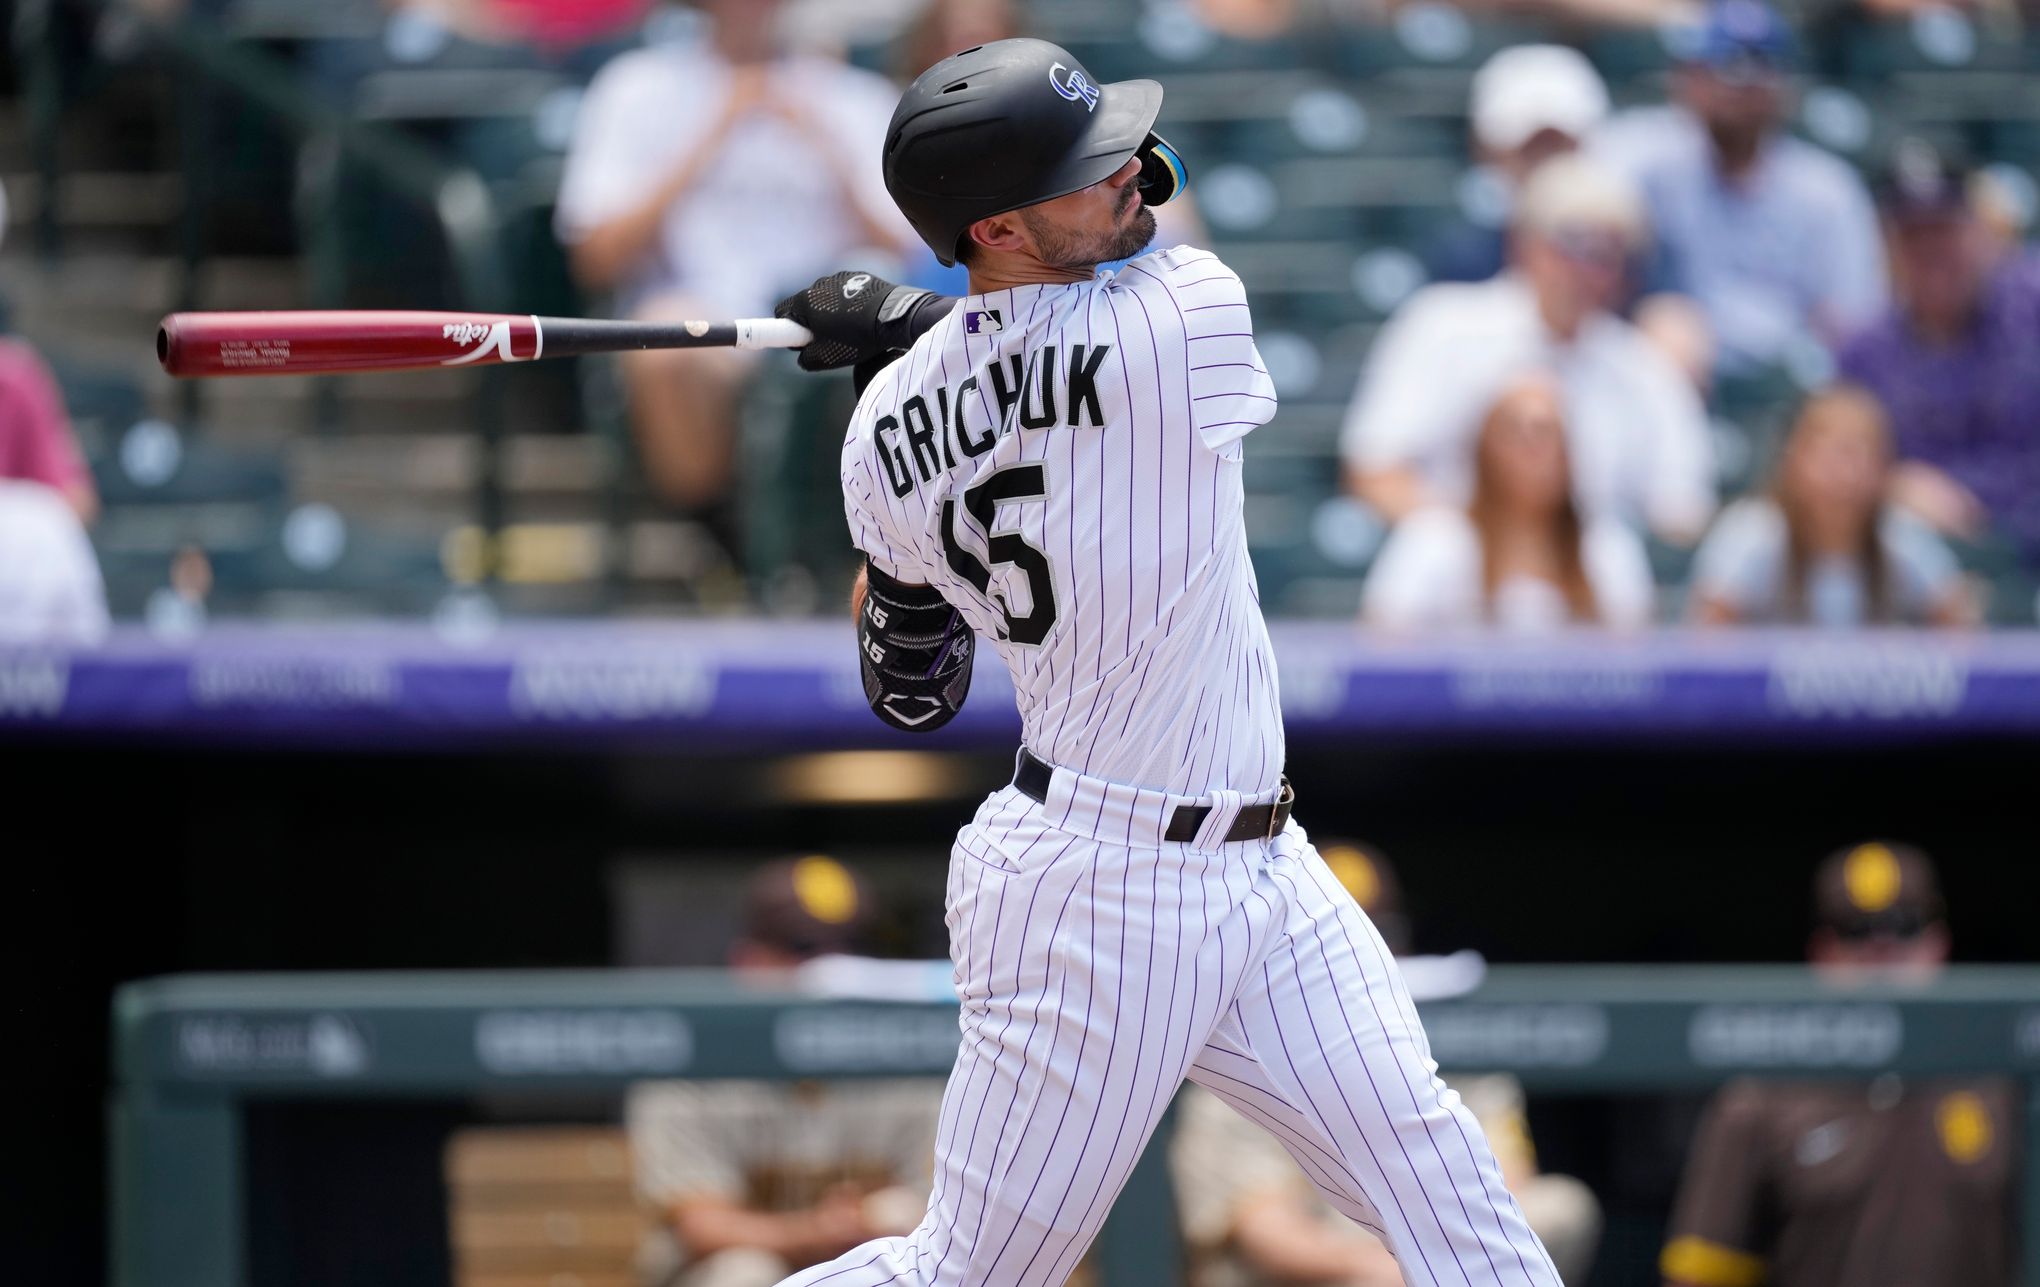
[157,310,543,377]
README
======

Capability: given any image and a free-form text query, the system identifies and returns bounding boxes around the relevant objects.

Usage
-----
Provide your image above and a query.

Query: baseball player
[1660,842,2016,1287]
[631,858,940,1287]
[768,39,1559,1287]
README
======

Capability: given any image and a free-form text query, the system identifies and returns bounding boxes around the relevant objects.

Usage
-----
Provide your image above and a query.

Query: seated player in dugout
[1661,842,2017,1287]
[1171,842,1602,1287]
[628,857,941,1287]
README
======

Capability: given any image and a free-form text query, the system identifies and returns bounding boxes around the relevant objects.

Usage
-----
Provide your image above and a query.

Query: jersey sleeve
[1160,253,1279,455]
[841,380,927,582]
[1661,1081,1775,1287]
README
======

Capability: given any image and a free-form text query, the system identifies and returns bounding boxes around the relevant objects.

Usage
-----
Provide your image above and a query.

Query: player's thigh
[1207,833,1557,1285]
[1183,1022,1392,1240]
[925,811,1252,1284]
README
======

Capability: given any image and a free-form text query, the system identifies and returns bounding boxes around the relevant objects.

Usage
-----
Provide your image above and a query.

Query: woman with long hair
[1689,385,1973,627]
[1362,375,1655,629]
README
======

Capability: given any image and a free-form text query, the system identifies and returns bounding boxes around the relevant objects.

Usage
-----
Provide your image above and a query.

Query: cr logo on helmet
[1049,63,1100,111]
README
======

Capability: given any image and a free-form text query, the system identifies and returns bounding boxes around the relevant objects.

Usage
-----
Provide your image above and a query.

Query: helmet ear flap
[1137,132,1188,206]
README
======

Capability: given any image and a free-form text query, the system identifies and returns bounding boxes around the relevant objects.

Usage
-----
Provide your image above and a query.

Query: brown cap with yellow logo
[1813,841,1943,940]
[1319,840,1411,955]
[745,854,877,959]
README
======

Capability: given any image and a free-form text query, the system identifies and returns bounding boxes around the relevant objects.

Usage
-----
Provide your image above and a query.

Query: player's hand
[775,271,946,373]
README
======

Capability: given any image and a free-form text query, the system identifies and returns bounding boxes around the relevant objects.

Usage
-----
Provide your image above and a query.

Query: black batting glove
[774,270,956,374]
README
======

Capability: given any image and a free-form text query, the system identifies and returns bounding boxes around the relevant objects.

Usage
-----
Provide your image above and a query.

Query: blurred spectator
[1838,141,2040,571]
[1593,0,1887,374]
[556,0,912,511]
[1362,375,1655,630]
[1661,842,2016,1287]
[1173,841,1602,1287]
[288,0,648,56]
[1342,153,1716,545]
[0,479,109,645]
[0,279,97,523]
[898,0,1023,78]
[628,856,938,1287]
[1688,385,1973,626]
[488,0,650,53]
[1426,45,1611,286]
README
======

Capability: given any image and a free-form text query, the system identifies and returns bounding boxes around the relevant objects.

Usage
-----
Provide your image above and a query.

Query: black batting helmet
[883,38,1189,267]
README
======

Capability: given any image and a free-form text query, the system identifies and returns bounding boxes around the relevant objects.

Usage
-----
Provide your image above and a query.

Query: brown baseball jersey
[1661,1077,2018,1287]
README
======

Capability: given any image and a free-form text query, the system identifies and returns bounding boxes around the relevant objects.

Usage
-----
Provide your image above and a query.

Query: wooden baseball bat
[156,310,816,378]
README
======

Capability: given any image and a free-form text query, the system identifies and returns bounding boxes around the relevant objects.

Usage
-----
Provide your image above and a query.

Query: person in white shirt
[555,0,914,511]
[0,478,109,645]
[1688,385,1973,627]
[1363,375,1656,631]
[1341,153,1716,547]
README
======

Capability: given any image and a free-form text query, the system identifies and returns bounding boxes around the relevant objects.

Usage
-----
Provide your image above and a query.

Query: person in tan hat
[733,853,880,967]
[1661,842,2015,1287]
[1171,842,1603,1286]
[627,856,941,1287]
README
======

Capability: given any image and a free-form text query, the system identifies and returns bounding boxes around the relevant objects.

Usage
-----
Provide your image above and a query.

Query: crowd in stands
[1342,0,2030,630]
[4,0,2040,637]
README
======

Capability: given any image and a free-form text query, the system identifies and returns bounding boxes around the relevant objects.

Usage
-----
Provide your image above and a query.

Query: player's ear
[966,212,1028,260]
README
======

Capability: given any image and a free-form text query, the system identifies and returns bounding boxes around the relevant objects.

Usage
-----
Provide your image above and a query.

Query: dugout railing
[111,964,2040,1287]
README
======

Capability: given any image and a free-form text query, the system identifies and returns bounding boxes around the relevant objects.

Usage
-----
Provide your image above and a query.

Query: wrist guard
[859,562,974,733]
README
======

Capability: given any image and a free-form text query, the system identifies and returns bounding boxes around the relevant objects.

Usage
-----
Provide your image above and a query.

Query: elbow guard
[859,562,974,733]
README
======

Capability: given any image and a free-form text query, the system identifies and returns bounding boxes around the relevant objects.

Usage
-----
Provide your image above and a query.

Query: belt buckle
[1265,780,1293,842]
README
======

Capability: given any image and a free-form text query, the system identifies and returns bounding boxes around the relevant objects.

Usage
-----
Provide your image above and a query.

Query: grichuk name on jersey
[873,342,1111,499]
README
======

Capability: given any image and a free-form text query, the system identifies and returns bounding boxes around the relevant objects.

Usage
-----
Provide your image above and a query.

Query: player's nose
[1104,157,1142,190]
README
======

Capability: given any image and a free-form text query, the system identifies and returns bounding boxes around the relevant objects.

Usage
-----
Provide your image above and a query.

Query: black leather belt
[1013,749,1295,844]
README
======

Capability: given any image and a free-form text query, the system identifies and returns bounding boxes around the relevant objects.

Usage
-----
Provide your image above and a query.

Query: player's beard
[1022,198,1158,270]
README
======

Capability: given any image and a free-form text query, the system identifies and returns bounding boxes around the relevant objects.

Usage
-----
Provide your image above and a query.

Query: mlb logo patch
[964,310,1004,335]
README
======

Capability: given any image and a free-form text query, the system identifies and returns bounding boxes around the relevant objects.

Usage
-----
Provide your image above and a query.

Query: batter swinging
[771,38,1560,1287]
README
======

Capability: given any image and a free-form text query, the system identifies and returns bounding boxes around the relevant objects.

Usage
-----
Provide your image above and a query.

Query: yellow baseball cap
[1813,842,1942,938]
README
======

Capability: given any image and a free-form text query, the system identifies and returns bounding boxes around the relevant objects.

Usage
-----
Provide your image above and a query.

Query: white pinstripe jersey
[842,247,1283,796]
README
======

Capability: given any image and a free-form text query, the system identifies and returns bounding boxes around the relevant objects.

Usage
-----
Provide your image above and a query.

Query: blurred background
[4,0,2039,1284]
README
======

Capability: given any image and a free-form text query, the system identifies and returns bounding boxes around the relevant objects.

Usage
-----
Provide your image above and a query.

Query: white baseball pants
[779,763,1562,1287]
